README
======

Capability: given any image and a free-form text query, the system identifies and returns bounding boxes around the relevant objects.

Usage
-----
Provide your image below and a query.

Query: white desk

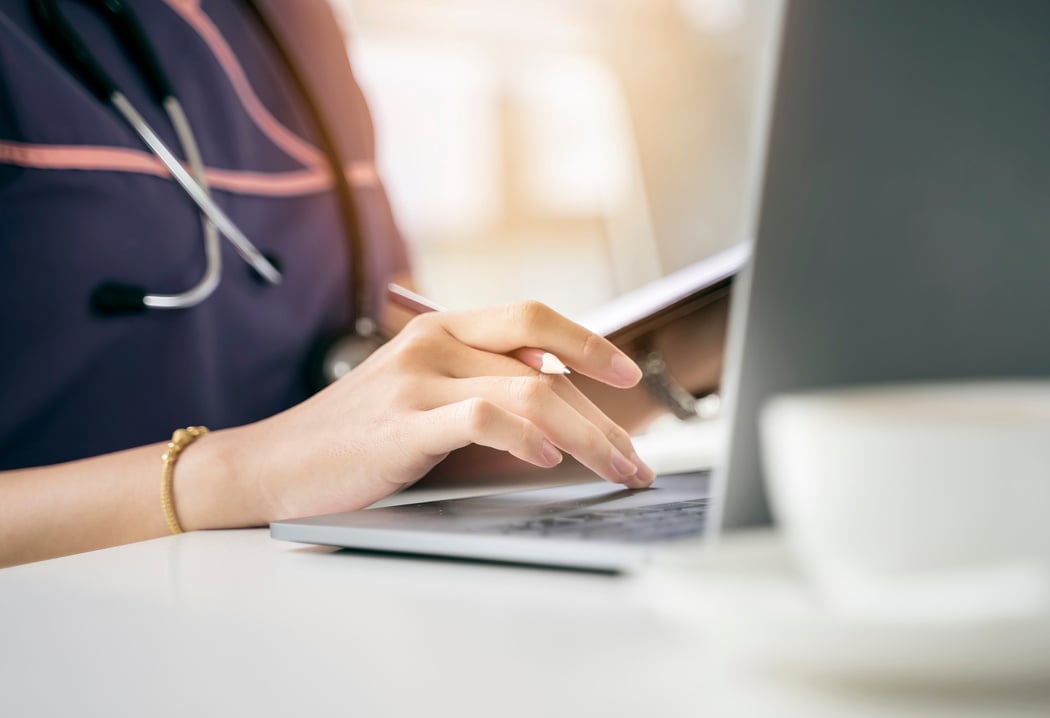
[2,424,1047,717]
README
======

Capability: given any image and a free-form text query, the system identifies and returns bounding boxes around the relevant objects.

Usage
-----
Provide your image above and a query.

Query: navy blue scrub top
[0,0,410,469]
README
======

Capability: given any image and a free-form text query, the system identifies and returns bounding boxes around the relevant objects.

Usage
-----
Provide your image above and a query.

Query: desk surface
[2,424,1048,717]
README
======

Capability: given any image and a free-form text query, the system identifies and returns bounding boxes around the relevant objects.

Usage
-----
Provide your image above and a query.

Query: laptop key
[481,499,708,543]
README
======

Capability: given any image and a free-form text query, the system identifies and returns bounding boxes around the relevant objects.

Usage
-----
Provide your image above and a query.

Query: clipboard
[576,243,749,342]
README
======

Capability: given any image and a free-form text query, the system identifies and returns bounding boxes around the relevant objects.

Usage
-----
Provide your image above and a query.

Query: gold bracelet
[161,426,209,535]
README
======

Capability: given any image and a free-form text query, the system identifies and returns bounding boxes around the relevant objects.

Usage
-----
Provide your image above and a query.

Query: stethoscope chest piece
[310,318,387,390]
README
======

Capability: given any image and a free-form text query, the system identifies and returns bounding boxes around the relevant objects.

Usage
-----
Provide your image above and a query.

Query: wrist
[635,337,699,420]
[173,425,267,531]
[648,296,728,397]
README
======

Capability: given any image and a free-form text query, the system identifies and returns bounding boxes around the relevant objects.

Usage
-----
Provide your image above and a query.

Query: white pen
[387,283,571,375]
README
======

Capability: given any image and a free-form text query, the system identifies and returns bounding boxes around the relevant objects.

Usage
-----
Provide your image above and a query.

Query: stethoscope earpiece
[92,249,287,314]
[91,282,148,315]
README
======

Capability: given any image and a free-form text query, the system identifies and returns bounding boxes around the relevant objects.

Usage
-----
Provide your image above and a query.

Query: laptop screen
[711,0,1050,532]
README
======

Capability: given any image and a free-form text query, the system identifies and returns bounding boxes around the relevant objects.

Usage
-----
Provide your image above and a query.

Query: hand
[193,302,655,526]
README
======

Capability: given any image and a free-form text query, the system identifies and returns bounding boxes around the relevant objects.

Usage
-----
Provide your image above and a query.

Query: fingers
[446,344,634,443]
[422,301,643,388]
[421,372,655,489]
[415,399,564,470]
[410,341,640,462]
[382,306,654,488]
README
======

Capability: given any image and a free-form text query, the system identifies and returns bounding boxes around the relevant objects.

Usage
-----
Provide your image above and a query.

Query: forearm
[0,428,256,568]
[0,443,172,567]
[1,298,668,567]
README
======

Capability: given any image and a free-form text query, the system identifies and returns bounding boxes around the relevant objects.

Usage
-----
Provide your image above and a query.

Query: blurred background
[330,0,783,318]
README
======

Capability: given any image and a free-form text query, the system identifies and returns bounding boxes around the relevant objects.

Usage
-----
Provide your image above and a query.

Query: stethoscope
[32,0,384,387]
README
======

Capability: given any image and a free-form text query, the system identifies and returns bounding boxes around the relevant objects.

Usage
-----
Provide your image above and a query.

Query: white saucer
[647,534,1050,686]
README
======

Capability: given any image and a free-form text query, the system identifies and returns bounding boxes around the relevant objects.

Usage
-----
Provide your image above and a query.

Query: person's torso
[0,0,393,468]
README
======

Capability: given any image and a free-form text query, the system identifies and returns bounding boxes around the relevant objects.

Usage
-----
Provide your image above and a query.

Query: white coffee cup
[760,381,1050,620]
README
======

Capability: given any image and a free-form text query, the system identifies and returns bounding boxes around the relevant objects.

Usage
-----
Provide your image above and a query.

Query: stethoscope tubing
[30,0,282,310]
[141,95,222,309]
[109,91,282,285]
[30,0,385,385]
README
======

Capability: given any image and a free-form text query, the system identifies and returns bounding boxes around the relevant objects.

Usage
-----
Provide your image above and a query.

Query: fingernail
[541,440,563,466]
[610,446,638,478]
[611,354,642,385]
[630,452,656,484]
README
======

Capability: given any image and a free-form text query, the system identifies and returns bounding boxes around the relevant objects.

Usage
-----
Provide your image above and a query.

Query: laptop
[272,0,1050,571]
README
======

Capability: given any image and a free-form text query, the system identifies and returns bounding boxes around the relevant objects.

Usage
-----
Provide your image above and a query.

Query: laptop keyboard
[477,498,708,543]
